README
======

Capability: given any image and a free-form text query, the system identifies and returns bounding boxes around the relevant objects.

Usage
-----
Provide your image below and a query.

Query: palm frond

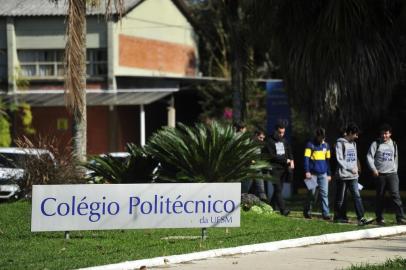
[145,121,270,183]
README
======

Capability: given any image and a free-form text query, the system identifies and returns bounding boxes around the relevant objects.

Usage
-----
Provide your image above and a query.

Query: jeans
[375,173,405,221]
[241,179,267,200]
[304,173,329,217]
[334,178,365,220]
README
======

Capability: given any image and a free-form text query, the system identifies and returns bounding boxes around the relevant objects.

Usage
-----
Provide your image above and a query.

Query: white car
[0,147,54,199]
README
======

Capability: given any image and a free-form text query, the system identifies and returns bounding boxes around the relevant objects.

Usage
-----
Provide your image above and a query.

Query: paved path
[157,234,406,270]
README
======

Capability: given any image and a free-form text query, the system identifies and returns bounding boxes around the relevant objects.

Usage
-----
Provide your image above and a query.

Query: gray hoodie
[366,139,398,174]
[335,138,358,180]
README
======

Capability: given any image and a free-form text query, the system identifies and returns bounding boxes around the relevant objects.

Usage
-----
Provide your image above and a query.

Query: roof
[0,88,178,107]
[0,0,143,17]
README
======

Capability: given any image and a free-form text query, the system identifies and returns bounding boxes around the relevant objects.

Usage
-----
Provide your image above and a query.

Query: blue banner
[266,80,291,141]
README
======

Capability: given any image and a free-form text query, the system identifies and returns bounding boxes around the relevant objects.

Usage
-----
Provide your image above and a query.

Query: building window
[17,49,107,79]
[0,50,6,81]
[87,49,107,76]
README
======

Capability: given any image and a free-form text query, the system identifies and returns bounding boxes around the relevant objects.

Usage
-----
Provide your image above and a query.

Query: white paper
[304,175,318,190]
[358,183,364,191]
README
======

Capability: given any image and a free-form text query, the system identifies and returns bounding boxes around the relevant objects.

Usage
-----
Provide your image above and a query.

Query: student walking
[241,128,268,201]
[366,124,406,225]
[333,123,372,226]
[303,127,331,220]
[266,121,293,216]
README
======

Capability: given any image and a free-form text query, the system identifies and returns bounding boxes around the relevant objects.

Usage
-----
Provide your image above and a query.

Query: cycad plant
[84,143,158,184]
[145,121,270,183]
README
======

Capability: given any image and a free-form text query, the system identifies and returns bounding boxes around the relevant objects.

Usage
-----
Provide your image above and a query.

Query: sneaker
[376,219,386,226]
[358,217,374,226]
[322,215,332,221]
[396,218,406,225]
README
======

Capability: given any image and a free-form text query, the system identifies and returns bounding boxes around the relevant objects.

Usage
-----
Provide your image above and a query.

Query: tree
[50,0,124,162]
[272,0,403,126]
[182,0,275,125]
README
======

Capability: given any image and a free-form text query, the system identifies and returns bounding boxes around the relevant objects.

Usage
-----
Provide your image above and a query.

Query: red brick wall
[119,35,196,76]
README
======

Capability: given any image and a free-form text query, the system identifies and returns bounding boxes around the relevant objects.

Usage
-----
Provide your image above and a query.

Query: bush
[15,136,85,197]
[84,143,158,184]
[145,121,270,182]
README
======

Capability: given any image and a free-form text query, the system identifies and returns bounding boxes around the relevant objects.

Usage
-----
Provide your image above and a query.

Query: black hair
[314,127,326,139]
[274,119,287,130]
[254,127,265,136]
[379,123,392,133]
[345,122,360,135]
[233,121,246,132]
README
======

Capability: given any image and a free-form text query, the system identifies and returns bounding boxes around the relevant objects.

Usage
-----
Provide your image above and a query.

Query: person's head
[379,123,392,142]
[254,128,266,142]
[274,120,287,140]
[314,127,326,144]
[233,122,247,133]
[344,122,360,141]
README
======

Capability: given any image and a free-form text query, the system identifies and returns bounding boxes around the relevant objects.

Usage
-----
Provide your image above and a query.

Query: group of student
[239,121,406,226]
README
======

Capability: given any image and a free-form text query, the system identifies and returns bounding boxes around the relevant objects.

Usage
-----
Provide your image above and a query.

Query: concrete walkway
[159,234,406,270]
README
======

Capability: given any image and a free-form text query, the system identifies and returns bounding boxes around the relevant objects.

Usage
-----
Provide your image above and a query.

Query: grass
[0,191,401,270]
[0,199,366,270]
[343,257,406,270]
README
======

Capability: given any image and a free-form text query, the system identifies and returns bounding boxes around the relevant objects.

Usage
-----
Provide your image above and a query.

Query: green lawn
[343,258,406,270]
[0,196,396,270]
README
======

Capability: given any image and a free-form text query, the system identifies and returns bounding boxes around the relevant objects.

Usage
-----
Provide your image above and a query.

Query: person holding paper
[333,123,372,226]
[303,127,331,220]
[266,120,293,216]
[366,124,406,225]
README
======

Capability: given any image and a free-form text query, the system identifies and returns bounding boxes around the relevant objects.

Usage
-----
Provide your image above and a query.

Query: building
[0,0,200,154]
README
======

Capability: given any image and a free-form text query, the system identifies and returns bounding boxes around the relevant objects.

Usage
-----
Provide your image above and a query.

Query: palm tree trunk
[227,0,246,124]
[66,0,87,162]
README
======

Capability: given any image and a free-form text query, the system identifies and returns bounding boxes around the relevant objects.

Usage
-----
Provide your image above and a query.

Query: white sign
[31,183,241,232]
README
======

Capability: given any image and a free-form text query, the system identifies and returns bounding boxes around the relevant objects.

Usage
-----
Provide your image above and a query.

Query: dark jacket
[266,132,293,171]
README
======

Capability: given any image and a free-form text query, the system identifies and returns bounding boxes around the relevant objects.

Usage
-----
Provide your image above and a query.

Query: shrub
[84,143,158,184]
[15,136,85,197]
[145,121,270,182]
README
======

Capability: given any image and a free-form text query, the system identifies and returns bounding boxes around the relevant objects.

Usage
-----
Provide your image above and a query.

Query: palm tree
[145,121,270,183]
[272,0,402,126]
[51,0,124,162]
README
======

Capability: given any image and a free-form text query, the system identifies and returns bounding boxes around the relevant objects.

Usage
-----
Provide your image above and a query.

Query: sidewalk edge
[78,226,406,270]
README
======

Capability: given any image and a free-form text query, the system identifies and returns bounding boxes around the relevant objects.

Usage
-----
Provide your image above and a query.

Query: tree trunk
[66,0,87,162]
[74,2,87,162]
[227,0,245,124]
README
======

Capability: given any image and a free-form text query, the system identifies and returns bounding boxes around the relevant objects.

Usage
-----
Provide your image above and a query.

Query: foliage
[186,0,277,124]
[14,135,85,197]
[0,200,365,270]
[241,193,274,214]
[0,99,35,147]
[273,0,402,125]
[344,257,406,270]
[249,203,274,216]
[84,143,158,184]
[19,103,35,135]
[0,109,11,147]
[145,121,270,183]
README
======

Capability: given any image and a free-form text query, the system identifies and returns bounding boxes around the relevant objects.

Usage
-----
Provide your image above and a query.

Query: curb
[79,226,406,270]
